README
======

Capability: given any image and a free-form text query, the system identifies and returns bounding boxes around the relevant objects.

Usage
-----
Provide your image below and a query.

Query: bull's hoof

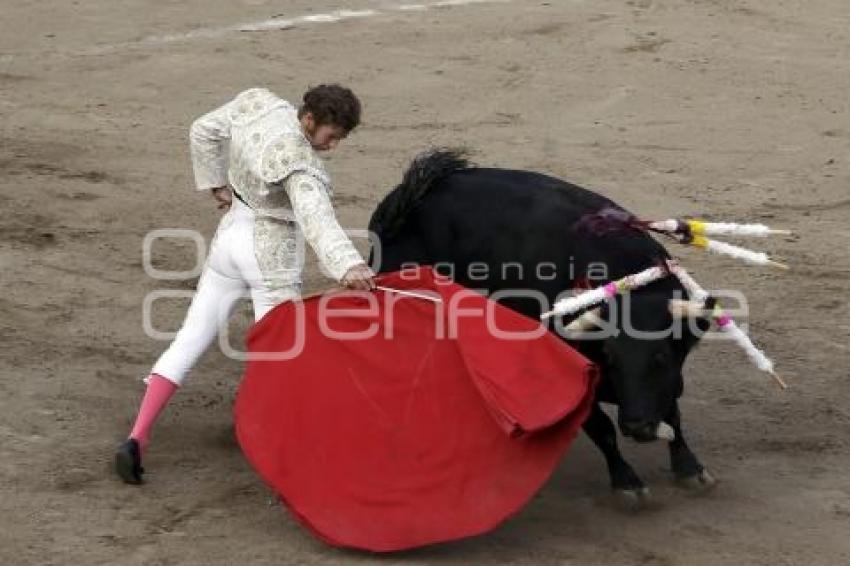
[676,469,717,494]
[613,487,652,512]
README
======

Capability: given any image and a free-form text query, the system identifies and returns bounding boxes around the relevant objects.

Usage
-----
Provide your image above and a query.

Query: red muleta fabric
[235,267,598,552]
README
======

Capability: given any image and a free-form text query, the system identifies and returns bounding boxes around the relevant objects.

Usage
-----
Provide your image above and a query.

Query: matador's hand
[210,186,233,211]
[341,263,376,291]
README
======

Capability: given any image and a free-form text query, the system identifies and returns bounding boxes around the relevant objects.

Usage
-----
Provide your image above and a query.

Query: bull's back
[413,168,669,284]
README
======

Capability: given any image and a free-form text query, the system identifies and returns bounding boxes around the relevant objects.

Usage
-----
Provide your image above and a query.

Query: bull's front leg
[665,402,717,492]
[583,402,650,510]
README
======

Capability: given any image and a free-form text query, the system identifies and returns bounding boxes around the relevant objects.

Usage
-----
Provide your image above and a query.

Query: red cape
[235,267,597,552]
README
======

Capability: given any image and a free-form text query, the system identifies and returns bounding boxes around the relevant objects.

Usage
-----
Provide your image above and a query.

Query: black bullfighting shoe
[115,438,144,484]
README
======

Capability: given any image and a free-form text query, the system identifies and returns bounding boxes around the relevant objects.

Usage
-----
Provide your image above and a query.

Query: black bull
[367,150,716,502]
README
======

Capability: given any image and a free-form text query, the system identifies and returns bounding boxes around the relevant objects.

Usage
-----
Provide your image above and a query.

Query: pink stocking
[129,373,178,450]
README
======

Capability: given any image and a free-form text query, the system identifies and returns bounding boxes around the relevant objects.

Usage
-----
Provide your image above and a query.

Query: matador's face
[300,112,349,152]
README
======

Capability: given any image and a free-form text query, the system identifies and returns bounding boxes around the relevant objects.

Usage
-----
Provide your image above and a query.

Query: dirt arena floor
[2,0,849,564]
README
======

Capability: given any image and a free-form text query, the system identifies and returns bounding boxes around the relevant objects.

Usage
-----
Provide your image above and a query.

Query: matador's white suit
[151,88,365,386]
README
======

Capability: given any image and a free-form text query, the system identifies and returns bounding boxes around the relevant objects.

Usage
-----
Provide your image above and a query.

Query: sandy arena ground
[1,0,849,564]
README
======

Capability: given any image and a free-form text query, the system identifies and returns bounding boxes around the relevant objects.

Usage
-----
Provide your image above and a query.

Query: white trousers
[151,198,302,386]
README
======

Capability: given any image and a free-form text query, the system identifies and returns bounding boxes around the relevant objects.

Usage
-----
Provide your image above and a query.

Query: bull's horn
[668,299,711,319]
[656,422,676,441]
[564,307,603,332]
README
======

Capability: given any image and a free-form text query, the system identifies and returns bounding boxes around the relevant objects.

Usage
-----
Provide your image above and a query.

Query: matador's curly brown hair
[298,84,361,132]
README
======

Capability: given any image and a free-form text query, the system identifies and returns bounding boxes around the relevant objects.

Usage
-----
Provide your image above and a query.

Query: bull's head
[566,294,711,442]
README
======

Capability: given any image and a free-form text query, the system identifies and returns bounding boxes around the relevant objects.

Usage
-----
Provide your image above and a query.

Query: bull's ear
[669,299,712,358]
